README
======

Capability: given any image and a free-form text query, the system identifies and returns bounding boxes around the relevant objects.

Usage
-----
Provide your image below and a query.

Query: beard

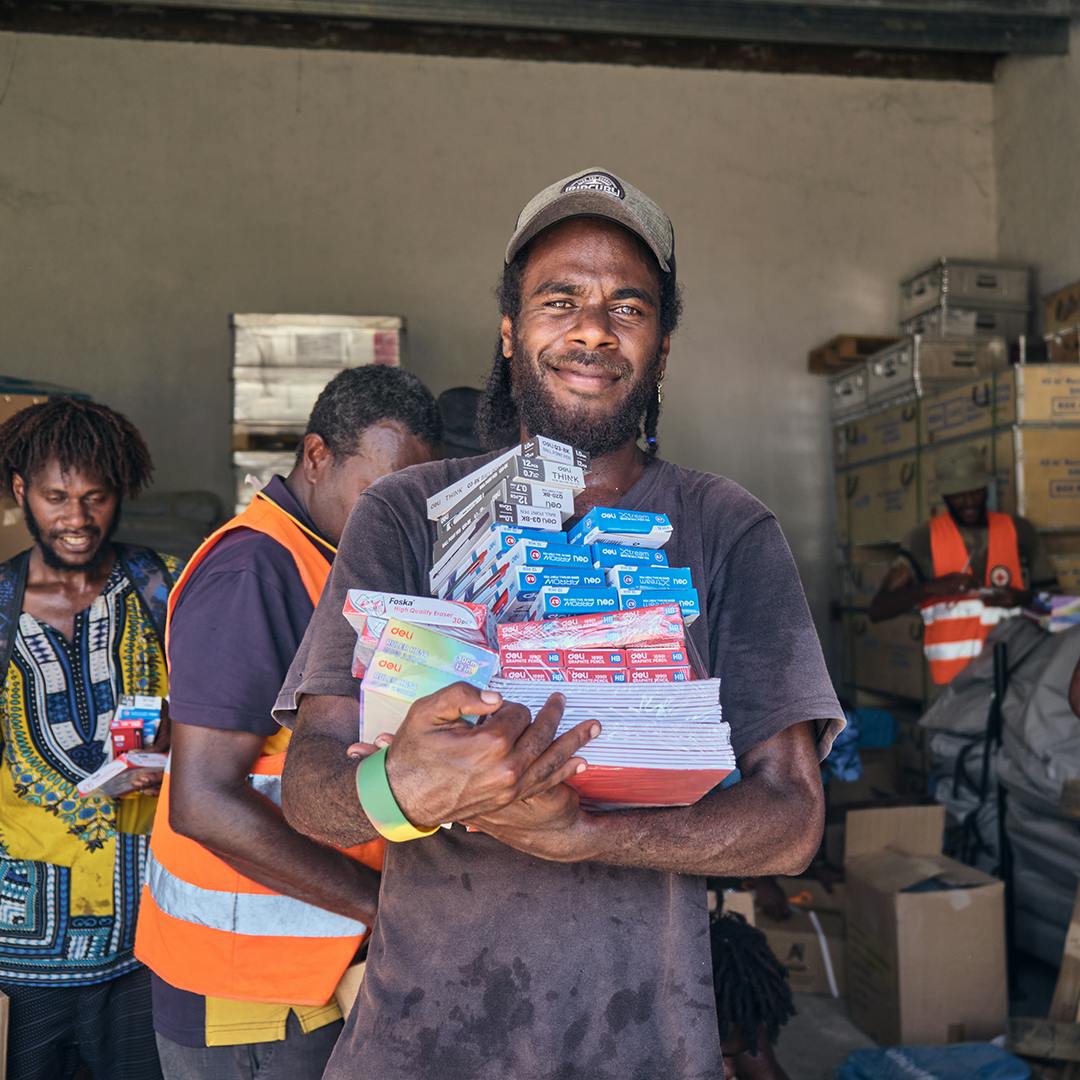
[23,501,119,573]
[509,339,662,458]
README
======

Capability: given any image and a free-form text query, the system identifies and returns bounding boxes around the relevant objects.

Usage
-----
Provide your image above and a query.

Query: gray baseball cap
[505,167,675,277]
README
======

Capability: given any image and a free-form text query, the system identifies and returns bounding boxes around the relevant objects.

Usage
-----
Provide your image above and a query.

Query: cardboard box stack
[827,259,1080,718]
[343,442,735,808]
[229,314,403,512]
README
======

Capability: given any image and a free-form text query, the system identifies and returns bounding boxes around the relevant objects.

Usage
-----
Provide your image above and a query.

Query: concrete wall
[0,32,997,627]
[995,22,1080,304]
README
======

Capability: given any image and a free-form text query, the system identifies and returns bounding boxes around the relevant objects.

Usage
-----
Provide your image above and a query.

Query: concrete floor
[775,994,875,1080]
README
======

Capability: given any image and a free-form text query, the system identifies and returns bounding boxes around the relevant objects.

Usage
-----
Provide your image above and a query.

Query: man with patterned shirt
[0,398,179,1080]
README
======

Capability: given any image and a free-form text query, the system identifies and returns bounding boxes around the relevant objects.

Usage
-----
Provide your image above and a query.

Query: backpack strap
[114,543,176,651]
[0,550,31,691]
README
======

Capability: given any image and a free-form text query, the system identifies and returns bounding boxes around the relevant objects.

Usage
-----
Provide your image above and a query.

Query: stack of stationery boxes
[425,438,700,633]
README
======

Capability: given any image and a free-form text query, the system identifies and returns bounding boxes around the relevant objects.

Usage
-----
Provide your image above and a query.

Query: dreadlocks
[0,398,154,500]
[709,911,795,1056]
[475,242,682,455]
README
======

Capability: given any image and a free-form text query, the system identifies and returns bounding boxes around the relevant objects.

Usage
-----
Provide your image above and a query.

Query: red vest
[135,492,383,1005]
[920,511,1023,685]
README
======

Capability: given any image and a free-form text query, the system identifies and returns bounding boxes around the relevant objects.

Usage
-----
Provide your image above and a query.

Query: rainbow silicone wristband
[356,748,437,842]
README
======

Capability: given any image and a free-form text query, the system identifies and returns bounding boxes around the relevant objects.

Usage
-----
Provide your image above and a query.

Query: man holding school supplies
[275,167,845,1079]
[136,366,441,1079]
[0,399,179,1080]
[869,443,1055,685]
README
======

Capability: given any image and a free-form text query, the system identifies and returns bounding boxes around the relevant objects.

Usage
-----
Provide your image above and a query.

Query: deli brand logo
[390,626,413,639]
[376,659,402,673]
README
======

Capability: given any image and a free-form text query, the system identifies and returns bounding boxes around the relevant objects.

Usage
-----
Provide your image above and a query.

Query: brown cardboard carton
[756,907,845,996]
[1005,426,1080,530]
[847,453,920,546]
[845,613,926,703]
[841,401,920,467]
[1051,553,1080,592]
[844,805,1006,1045]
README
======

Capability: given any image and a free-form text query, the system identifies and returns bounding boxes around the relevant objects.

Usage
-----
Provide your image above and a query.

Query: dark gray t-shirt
[276,453,843,1080]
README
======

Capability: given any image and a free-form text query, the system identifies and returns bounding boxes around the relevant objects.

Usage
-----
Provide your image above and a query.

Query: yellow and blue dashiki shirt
[0,554,181,985]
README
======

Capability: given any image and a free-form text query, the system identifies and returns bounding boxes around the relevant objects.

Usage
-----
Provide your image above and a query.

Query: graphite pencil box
[567,507,673,549]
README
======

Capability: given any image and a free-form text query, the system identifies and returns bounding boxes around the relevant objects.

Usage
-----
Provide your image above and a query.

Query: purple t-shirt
[152,476,333,1046]
[275,453,844,1080]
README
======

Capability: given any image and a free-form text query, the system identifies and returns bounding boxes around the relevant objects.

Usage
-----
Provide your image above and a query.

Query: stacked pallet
[229,314,403,512]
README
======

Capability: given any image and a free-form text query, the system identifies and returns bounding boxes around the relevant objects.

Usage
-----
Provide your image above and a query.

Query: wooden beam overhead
[36,0,1076,54]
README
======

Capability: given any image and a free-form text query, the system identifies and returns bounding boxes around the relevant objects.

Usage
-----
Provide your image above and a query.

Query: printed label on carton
[618,588,700,624]
[627,667,693,683]
[591,543,670,569]
[499,667,629,683]
[562,649,628,669]
[500,649,563,667]
[530,587,620,619]
[609,566,693,589]
[567,507,672,548]
[626,646,689,667]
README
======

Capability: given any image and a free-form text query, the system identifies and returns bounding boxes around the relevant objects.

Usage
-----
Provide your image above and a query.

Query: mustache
[540,349,633,379]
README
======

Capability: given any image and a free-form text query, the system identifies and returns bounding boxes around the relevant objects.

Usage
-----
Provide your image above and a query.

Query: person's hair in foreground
[0,397,153,499]
[297,364,444,463]
[710,911,795,1064]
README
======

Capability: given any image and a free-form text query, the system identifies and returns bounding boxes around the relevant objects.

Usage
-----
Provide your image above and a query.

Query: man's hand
[382,684,599,831]
[462,783,590,862]
[980,586,1026,609]
[923,572,979,598]
[126,769,165,797]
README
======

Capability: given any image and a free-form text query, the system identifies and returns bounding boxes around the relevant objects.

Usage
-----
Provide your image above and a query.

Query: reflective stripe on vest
[920,511,1024,685]
[144,851,365,938]
[136,492,383,1005]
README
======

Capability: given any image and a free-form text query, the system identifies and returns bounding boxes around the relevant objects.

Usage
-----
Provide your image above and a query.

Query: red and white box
[562,649,628,669]
[500,648,562,668]
[110,718,144,756]
[497,604,685,652]
[500,668,629,684]
[625,645,689,668]
[627,667,694,683]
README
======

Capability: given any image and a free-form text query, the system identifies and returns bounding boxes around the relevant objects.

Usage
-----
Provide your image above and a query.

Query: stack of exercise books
[486,677,734,807]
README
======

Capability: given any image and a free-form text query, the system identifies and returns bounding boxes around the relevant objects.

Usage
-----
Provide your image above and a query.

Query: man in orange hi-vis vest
[136,366,440,1079]
[870,443,1056,685]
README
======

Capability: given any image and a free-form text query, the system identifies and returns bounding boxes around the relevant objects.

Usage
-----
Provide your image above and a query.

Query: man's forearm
[869,583,922,622]
[182,785,379,924]
[470,720,826,876]
[280,695,381,848]
[568,772,823,877]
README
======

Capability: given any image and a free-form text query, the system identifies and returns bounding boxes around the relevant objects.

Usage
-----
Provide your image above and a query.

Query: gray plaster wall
[0,32,998,630]
[995,22,1080,304]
